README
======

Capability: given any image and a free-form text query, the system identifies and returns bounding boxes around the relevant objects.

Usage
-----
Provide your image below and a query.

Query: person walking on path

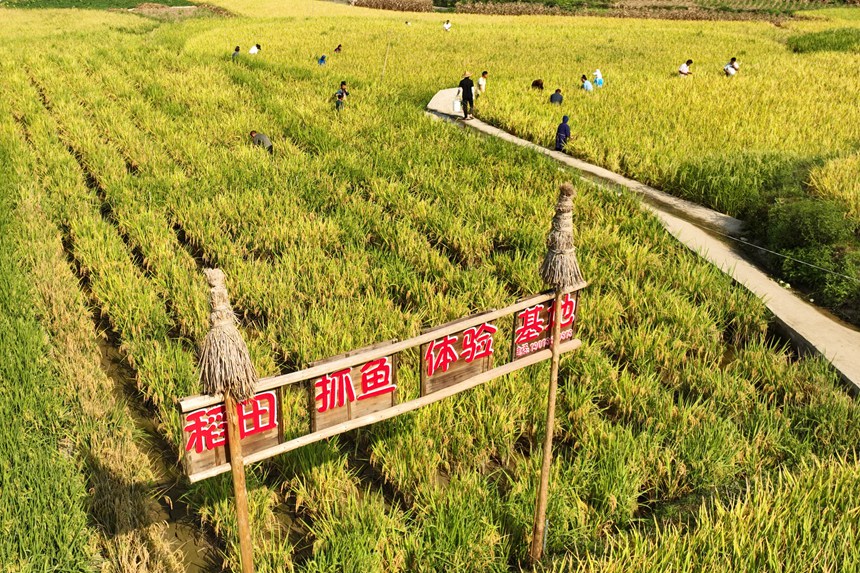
[724,57,739,76]
[477,71,488,96]
[593,69,604,87]
[679,59,694,76]
[443,20,452,32]
[550,88,563,104]
[580,75,594,92]
[249,131,272,154]
[457,71,475,120]
[555,116,570,151]
[232,46,240,62]
[249,43,261,55]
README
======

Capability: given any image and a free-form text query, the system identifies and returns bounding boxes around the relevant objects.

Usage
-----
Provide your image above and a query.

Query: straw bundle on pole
[530,183,587,564]
[199,268,257,573]
[199,268,257,402]
[539,182,586,291]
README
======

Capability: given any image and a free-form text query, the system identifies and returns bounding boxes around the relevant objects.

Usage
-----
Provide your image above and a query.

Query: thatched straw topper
[539,183,587,290]
[199,268,257,401]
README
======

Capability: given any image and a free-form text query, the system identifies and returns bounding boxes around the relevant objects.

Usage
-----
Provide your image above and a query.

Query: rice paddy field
[1,1,859,571]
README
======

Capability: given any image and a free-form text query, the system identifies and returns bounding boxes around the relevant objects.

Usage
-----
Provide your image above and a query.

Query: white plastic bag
[452,99,462,113]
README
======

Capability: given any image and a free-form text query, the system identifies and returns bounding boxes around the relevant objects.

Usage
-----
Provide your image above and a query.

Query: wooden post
[225,394,255,573]
[529,290,564,564]
[198,268,259,571]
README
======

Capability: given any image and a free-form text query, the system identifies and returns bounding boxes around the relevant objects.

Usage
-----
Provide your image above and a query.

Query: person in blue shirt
[580,75,594,93]
[549,88,563,104]
[555,116,570,151]
[318,54,327,65]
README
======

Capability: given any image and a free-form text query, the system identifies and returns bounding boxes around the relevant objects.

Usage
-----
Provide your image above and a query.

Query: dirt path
[427,88,860,393]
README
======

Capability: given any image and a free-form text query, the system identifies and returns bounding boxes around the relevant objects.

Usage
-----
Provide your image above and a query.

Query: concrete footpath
[427,88,860,392]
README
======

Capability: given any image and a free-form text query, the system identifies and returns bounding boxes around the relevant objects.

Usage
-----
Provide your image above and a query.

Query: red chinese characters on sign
[359,358,397,400]
[238,391,278,438]
[184,405,227,454]
[421,322,497,395]
[312,355,398,431]
[424,334,460,378]
[315,368,357,413]
[184,391,279,453]
[461,323,497,363]
[182,390,281,476]
[512,293,578,360]
[514,306,548,345]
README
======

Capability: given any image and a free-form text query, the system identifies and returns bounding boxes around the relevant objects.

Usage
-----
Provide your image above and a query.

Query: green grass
[0,116,93,571]
[788,27,860,53]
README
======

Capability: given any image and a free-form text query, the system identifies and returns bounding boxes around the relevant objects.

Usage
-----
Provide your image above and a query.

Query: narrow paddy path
[427,89,860,392]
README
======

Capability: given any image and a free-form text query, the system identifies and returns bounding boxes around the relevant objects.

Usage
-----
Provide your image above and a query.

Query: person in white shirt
[477,71,488,96]
[443,20,452,32]
[679,59,693,76]
[724,57,740,77]
[249,44,261,55]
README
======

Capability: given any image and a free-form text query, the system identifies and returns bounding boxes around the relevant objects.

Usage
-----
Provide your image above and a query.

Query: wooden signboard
[511,291,579,361]
[179,288,584,483]
[420,320,496,395]
[182,390,281,477]
[310,354,399,432]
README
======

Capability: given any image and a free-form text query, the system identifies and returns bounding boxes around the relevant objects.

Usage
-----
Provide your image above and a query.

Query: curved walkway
[427,88,860,393]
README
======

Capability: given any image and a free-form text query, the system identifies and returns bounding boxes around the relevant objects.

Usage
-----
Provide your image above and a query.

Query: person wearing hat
[593,69,604,87]
[457,71,475,120]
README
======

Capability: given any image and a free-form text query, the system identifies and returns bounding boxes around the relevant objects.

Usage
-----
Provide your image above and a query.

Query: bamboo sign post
[199,269,257,573]
[530,183,588,564]
[182,185,587,565]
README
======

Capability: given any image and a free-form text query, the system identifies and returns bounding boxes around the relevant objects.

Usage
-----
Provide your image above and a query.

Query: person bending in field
[443,20,452,32]
[232,46,240,62]
[679,59,693,76]
[555,115,570,151]
[531,79,544,90]
[549,88,563,104]
[457,71,475,120]
[580,75,593,92]
[724,57,740,77]
[477,71,488,96]
[249,44,261,55]
[593,69,604,87]
[249,131,273,154]
[318,54,327,65]
[334,44,342,53]
[335,92,345,112]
